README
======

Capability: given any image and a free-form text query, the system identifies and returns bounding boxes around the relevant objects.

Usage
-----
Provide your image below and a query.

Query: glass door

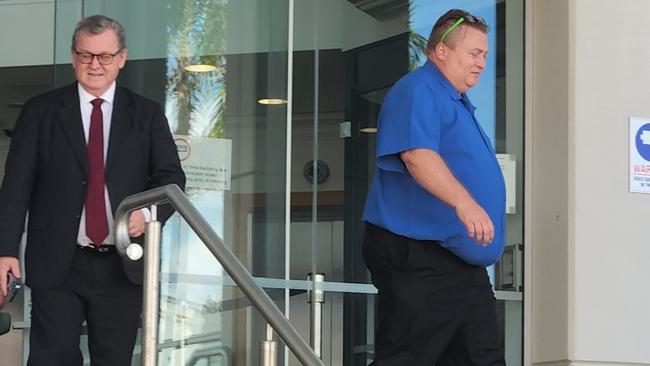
[49,0,525,365]
[299,0,525,365]
[54,0,298,365]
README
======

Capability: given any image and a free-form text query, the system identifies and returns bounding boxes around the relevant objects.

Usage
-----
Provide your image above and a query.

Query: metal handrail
[114,184,325,366]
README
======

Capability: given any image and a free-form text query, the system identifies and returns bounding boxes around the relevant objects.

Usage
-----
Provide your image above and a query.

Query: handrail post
[259,323,277,366]
[307,273,324,358]
[142,205,162,366]
[114,185,326,366]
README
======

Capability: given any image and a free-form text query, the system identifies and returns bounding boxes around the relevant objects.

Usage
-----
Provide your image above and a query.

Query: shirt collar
[424,61,476,111]
[77,82,116,106]
[460,92,476,112]
[423,61,464,101]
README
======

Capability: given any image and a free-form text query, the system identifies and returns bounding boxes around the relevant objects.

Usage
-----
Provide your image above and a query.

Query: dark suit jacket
[0,83,185,288]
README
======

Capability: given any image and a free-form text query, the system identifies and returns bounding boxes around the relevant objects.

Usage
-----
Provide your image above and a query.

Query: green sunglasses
[439,14,487,44]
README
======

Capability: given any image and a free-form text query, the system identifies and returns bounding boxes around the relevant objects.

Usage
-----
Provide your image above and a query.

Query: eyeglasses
[6,273,22,303]
[74,48,123,65]
[439,13,487,43]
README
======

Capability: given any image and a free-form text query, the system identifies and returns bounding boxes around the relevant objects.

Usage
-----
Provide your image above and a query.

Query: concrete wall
[572,0,650,363]
[529,0,571,363]
[529,0,650,364]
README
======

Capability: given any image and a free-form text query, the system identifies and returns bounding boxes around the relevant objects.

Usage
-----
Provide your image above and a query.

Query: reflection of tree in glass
[165,0,227,138]
[189,71,226,138]
[202,295,223,314]
[408,0,428,71]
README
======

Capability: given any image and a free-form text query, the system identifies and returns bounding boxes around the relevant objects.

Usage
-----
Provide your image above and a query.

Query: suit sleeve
[0,102,39,257]
[147,106,185,223]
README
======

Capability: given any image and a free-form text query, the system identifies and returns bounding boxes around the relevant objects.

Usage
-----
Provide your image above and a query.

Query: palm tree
[166,0,227,139]
[408,0,428,71]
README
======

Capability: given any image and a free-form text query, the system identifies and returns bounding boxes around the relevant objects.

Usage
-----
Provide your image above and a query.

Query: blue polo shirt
[363,61,506,266]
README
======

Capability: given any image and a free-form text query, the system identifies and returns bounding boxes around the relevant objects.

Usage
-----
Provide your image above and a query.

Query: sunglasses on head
[439,13,487,43]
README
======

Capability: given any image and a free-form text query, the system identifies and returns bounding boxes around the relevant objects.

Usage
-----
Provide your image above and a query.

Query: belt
[78,244,116,254]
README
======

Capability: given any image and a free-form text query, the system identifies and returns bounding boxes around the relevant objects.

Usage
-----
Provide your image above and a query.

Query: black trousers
[363,224,505,366]
[28,246,142,366]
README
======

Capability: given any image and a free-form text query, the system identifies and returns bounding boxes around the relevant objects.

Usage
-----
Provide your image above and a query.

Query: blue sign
[635,123,650,161]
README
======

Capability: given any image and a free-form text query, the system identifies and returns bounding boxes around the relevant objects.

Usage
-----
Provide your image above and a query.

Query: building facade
[0,0,647,365]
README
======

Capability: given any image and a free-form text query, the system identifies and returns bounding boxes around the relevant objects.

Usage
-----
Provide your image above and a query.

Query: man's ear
[433,43,447,61]
[118,48,128,69]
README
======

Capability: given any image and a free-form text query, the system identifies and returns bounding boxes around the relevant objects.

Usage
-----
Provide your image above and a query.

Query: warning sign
[629,117,650,193]
[174,135,232,191]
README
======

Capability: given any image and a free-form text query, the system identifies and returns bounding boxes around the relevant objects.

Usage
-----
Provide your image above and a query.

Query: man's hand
[0,257,21,298]
[401,149,495,245]
[128,210,146,237]
[455,199,494,245]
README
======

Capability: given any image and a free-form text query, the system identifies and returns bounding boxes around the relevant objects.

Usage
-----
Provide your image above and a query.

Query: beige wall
[529,0,650,364]
[572,0,650,363]
[529,0,571,363]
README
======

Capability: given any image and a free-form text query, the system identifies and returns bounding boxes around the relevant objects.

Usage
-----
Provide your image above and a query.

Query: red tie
[86,98,108,245]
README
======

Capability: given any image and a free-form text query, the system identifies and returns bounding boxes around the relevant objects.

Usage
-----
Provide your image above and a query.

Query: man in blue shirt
[363,9,506,366]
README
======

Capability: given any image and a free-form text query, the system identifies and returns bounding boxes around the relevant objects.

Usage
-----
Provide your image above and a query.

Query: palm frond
[188,72,225,137]
[165,91,180,133]
[409,30,427,71]
[208,73,226,138]
[165,0,228,137]
[408,0,428,71]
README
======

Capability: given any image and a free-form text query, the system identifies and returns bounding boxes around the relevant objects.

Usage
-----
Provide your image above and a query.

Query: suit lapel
[57,83,88,176]
[106,87,134,175]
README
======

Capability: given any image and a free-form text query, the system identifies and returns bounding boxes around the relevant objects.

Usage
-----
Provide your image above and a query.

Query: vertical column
[307,273,324,358]
[142,205,161,366]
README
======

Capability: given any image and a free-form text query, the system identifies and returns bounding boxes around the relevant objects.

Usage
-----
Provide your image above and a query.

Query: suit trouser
[362,223,505,366]
[28,245,142,366]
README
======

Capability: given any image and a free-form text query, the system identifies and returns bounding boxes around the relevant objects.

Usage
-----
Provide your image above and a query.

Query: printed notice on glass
[629,117,650,193]
[174,135,232,191]
[496,154,516,214]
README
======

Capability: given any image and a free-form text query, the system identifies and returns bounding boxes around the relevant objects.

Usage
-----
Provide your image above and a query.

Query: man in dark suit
[0,15,185,365]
